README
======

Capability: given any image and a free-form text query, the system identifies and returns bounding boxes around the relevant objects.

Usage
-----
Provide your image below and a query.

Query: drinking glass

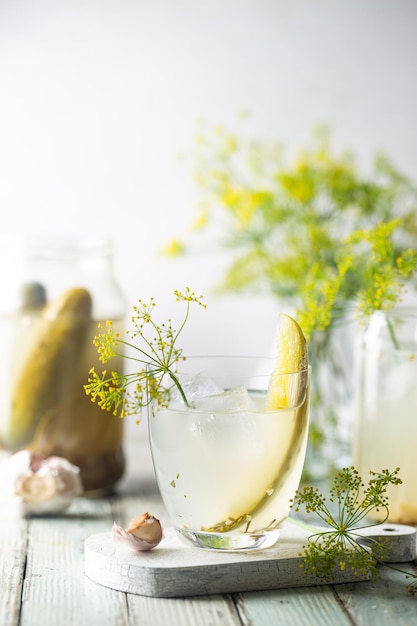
[353,308,417,523]
[148,356,310,550]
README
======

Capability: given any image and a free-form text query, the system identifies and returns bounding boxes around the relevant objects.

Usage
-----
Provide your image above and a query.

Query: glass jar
[0,236,126,494]
[353,307,417,523]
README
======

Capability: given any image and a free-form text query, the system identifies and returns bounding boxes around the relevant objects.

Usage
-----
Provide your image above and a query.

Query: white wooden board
[84,522,370,598]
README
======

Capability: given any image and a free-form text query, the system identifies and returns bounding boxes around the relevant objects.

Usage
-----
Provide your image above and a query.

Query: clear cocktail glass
[148,356,310,551]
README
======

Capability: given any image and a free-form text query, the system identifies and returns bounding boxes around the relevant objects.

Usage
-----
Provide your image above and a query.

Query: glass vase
[0,236,126,494]
[353,307,417,523]
[303,315,356,480]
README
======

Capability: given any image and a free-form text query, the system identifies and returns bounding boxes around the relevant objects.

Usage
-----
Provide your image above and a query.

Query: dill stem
[287,516,322,535]
[386,315,400,350]
[167,370,190,408]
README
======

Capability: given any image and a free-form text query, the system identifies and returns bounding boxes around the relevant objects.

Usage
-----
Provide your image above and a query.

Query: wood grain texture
[334,564,417,626]
[0,517,27,626]
[234,587,354,626]
[127,594,242,626]
[16,498,129,626]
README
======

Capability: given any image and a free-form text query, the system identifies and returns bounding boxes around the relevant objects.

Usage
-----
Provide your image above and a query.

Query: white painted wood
[334,565,417,626]
[356,524,416,563]
[0,518,27,626]
[16,498,128,626]
[235,586,355,626]
[126,594,243,626]
[84,523,369,598]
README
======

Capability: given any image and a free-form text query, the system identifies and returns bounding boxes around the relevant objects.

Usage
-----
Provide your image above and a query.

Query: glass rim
[375,307,417,319]
[175,355,310,377]
[150,360,310,414]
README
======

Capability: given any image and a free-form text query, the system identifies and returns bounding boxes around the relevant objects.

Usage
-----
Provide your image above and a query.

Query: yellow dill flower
[189,209,208,232]
[162,239,186,257]
[279,172,316,203]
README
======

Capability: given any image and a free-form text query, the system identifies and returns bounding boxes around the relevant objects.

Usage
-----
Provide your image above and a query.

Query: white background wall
[1,0,416,357]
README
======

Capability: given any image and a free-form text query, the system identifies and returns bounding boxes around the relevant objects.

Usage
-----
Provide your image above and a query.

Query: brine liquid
[149,391,309,536]
[0,312,125,493]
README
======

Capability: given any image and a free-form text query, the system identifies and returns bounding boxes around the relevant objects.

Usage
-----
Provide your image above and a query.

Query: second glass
[353,307,417,523]
[149,356,310,551]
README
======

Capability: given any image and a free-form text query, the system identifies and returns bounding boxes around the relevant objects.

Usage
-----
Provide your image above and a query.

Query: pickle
[6,287,92,450]
[29,387,125,493]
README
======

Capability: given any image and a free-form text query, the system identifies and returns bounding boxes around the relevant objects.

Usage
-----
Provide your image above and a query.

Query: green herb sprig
[84,288,206,419]
[291,467,417,595]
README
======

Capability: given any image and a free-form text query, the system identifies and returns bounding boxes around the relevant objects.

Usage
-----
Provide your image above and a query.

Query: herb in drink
[84,288,206,419]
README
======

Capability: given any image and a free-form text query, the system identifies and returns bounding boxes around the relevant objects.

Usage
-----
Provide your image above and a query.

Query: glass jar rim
[1,235,114,261]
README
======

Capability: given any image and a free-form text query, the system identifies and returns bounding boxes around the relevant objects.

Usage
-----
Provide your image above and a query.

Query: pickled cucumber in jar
[1,286,125,494]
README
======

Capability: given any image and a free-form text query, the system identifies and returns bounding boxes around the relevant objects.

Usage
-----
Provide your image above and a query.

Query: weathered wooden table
[1,432,416,626]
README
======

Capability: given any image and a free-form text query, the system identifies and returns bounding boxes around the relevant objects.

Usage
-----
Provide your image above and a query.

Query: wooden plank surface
[126,594,243,626]
[333,565,417,626]
[234,587,356,626]
[17,498,130,626]
[1,434,416,626]
[0,516,27,626]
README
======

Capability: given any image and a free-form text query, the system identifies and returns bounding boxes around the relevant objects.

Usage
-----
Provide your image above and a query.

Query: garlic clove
[126,512,164,545]
[112,513,163,552]
[5,450,83,516]
[42,456,83,496]
[15,472,57,503]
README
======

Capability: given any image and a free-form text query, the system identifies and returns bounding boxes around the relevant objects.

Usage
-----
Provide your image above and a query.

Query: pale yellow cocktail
[149,351,310,550]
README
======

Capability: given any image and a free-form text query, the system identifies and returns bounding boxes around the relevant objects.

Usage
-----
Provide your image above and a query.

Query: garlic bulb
[6,450,82,516]
[112,513,163,552]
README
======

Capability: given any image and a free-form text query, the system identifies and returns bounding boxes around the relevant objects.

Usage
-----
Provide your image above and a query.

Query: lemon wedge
[266,313,308,410]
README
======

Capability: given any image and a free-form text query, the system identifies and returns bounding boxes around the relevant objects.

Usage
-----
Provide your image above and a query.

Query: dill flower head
[84,288,206,419]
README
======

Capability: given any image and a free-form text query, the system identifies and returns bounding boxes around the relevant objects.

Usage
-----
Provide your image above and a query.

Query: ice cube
[192,385,253,413]
[168,372,224,409]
